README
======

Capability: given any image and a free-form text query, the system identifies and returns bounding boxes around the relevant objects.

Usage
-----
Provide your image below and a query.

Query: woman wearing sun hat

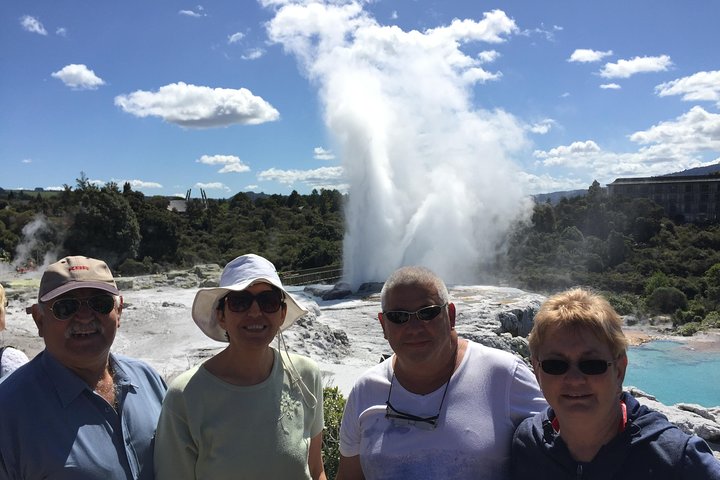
[154,254,326,480]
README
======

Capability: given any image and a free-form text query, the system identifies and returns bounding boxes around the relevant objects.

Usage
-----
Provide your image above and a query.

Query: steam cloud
[0,215,58,277]
[265,2,532,288]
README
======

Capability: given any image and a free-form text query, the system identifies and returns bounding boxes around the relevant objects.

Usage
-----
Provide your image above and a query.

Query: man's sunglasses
[540,359,613,376]
[385,373,450,430]
[382,304,447,325]
[48,294,116,320]
[224,290,284,314]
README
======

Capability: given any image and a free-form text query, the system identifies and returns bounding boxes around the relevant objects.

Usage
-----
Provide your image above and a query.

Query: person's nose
[563,363,587,383]
[245,298,263,316]
[73,302,96,321]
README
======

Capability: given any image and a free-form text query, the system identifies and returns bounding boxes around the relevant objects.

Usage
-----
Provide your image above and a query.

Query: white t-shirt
[339,340,547,480]
[0,346,29,383]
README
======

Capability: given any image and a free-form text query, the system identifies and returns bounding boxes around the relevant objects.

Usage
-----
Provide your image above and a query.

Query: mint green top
[154,349,324,480]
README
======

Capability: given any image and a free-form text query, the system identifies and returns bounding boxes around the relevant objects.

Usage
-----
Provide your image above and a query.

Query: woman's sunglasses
[224,290,284,314]
[48,294,116,320]
[382,304,447,325]
[540,359,613,376]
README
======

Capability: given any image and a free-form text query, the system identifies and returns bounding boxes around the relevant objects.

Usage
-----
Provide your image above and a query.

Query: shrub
[322,386,346,479]
[702,311,720,329]
[646,287,688,314]
[677,321,701,336]
[606,292,640,316]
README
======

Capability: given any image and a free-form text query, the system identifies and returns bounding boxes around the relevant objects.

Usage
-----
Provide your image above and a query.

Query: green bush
[702,311,720,329]
[606,292,640,316]
[646,287,688,314]
[677,321,701,336]
[322,386,346,479]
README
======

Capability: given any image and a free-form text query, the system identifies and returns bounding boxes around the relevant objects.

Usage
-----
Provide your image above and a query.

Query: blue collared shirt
[0,350,167,480]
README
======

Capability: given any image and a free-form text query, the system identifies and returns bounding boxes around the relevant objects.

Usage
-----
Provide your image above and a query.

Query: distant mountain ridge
[664,162,720,177]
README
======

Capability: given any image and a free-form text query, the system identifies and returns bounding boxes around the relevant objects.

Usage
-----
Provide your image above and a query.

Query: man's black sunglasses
[382,304,447,325]
[48,294,116,320]
[223,290,284,314]
[385,374,450,430]
[540,359,613,376]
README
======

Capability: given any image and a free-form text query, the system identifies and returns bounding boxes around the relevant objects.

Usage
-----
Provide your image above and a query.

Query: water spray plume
[266,1,532,288]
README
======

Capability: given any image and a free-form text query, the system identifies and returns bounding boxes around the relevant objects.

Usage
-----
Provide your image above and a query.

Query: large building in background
[607,174,720,223]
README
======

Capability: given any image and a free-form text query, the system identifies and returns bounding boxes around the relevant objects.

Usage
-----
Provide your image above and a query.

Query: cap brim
[191,279,308,342]
[40,282,121,302]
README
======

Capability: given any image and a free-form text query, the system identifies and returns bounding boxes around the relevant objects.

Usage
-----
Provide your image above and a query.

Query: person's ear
[217,305,227,329]
[531,357,542,386]
[116,295,123,326]
[30,304,45,338]
[448,303,456,329]
[378,312,387,339]
[615,352,628,393]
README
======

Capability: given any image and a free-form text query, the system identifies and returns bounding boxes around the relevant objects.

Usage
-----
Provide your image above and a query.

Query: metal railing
[280,264,342,286]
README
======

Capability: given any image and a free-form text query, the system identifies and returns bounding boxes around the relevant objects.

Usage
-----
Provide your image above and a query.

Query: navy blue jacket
[511,392,720,479]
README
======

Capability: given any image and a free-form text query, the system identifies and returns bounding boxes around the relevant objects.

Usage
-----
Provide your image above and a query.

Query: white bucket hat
[192,254,307,342]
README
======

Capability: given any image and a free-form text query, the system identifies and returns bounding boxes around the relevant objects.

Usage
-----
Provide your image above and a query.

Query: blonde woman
[511,288,720,479]
[0,283,29,381]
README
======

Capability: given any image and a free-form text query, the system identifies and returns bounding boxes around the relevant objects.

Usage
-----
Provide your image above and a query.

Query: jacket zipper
[576,464,583,479]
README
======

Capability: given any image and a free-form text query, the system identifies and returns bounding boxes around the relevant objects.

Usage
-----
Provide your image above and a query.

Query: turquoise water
[625,340,720,408]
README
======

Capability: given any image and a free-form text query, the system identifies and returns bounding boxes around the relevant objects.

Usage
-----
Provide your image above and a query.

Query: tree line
[2,175,719,335]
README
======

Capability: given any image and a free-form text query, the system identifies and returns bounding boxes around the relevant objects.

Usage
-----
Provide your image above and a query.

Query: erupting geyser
[267,2,532,288]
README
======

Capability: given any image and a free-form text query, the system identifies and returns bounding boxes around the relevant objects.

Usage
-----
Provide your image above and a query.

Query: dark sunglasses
[49,294,116,320]
[382,304,447,325]
[540,359,613,376]
[385,374,450,431]
[224,290,284,314]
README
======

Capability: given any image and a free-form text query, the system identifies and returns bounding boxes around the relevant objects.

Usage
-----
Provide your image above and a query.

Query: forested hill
[1,175,719,335]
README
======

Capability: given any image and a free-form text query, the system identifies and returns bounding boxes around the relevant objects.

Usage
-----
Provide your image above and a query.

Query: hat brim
[40,282,121,302]
[191,278,308,342]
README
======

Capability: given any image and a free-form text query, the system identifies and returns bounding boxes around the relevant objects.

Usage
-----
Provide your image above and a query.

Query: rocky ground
[1,266,718,457]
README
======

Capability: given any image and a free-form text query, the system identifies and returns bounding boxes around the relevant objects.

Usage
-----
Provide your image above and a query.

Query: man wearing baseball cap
[0,256,167,479]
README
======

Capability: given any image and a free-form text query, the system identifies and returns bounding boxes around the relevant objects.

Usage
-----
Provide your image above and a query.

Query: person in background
[0,284,29,383]
[511,287,720,479]
[0,256,167,479]
[154,253,326,480]
[336,266,547,480]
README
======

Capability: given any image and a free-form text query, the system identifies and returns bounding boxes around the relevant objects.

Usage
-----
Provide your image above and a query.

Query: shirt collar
[40,351,136,408]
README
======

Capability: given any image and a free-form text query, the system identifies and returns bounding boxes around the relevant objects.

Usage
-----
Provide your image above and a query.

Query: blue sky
[2,0,719,199]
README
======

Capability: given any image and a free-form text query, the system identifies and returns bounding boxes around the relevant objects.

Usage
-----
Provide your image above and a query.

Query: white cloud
[258,166,344,189]
[245,184,259,190]
[195,182,231,192]
[561,92,570,98]
[56,27,67,37]
[568,48,613,63]
[179,6,206,17]
[600,83,621,90]
[530,106,720,185]
[518,172,589,194]
[20,15,47,35]
[655,70,720,107]
[528,119,556,135]
[629,105,720,151]
[534,140,601,165]
[196,154,250,173]
[51,64,105,90]
[478,50,500,63]
[114,82,280,128]
[123,179,163,189]
[228,32,245,44]
[241,48,265,60]
[22,159,32,164]
[390,11,398,20]
[313,146,335,160]
[599,55,672,79]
